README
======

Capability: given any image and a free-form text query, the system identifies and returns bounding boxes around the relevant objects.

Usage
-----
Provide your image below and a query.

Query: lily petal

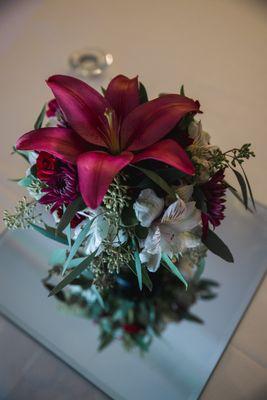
[77,151,133,209]
[16,127,88,163]
[105,75,139,122]
[47,75,109,147]
[121,94,200,151]
[133,139,195,175]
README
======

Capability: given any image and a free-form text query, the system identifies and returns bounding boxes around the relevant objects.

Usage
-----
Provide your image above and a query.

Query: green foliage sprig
[211,143,255,171]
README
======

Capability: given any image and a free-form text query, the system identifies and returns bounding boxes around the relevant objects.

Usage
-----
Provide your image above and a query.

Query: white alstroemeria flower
[73,207,109,255]
[188,120,218,182]
[188,120,211,146]
[140,197,201,272]
[133,188,164,227]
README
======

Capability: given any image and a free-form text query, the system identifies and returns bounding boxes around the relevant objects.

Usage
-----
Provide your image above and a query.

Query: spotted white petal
[133,188,164,227]
[175,202,201,232]
[161,197,186,225]
[159,224,181,256]
[143,226,161,255]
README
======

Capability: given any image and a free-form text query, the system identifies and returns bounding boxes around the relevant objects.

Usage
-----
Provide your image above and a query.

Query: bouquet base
[0,196,266,400]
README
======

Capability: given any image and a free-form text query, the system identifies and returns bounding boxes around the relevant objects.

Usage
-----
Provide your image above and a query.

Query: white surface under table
[0,0,267,399]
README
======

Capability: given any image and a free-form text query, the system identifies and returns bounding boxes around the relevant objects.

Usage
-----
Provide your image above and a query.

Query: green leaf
[183,311,203,324]
[202,228,234,262]
[132,165,176,199]
[48,248,67,267]
[239,164,256,210]
[48,251,96,297]
[162,253,188,289]
[34,104,46,129]
[225,181,253,213]
[30,164,37,177]
[18,175,34,188]
[62,217,95,274]
[57,196,85,234]
[98,334,113,351]
[132,238,142,290]
[127,261,153,291]
[91,284,106,309]
[200,293,217,300]
[198,278,219,288]
[30,223,69,245]
[12,146,30,163]
[232,168,248,209]
[180,84,185,96]
[139,82,148,103]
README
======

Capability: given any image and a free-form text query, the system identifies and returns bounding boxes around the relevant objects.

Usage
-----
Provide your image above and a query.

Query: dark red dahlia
[37,153,80,213]
[200,169,226,237]
[36,151,58,181]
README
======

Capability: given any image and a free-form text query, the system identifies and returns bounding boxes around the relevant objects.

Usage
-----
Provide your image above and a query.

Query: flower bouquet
[4,74,255,351]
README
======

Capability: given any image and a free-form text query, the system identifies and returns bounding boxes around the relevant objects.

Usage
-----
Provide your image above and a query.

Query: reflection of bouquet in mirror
[4,74,255,350]
[43,266,218,352]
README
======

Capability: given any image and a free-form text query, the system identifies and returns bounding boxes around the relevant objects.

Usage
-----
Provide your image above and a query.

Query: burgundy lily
[16,75,200,209]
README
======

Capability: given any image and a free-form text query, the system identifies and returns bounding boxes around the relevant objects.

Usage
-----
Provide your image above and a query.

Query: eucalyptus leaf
[232,168,248,209]
[127,261,153,291]
[98,334,113,351]
[91,284,106,310]
[34,104,46,129]
[57,196,85,234]
[48,248,67,267]
[183,311,203,324]
[225,181,253,213]
[66,223,71,249]
[30,223,69,245]
[131,238,142,290]
[162,253,188,289]
[202,228,234,263]
[239,163,256,210]
[200,293,217,300]
[62,217,95,274]
[48,251,96,297]
[198,278,219,288]
[18,175,34,188]
[132,165,176,199]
